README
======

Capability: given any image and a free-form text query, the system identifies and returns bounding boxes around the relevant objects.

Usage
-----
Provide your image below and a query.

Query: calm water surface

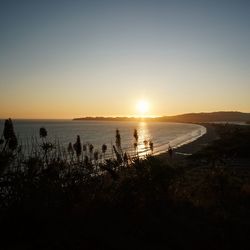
[0,120,206,157]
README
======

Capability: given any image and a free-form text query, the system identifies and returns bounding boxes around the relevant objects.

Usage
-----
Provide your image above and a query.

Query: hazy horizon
[1,0,250,119]
[1,110,249,121]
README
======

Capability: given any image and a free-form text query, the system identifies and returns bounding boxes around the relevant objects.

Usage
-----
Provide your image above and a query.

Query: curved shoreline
[157,123,219,159]
[170,124,207,150]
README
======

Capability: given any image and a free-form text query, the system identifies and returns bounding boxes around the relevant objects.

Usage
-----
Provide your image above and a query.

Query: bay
[0,120,206,157]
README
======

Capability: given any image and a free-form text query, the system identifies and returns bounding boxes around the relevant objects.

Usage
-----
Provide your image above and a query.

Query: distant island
[73,111,250,123]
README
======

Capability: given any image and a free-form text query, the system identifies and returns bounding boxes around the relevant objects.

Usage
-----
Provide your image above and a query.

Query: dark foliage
[190,124,250,166]
[115,129,121,149]
[2,118,18,151]
[39,127,47,138]
[133,129,138,142]
[102,144,107,154]
[3,118,15,141]
[1,122,250,250]
[73,135,82,158]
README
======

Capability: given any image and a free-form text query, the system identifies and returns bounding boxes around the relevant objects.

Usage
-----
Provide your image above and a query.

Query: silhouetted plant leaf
[39,127,47,138]
[134,129,138,142]
[149,141,154,153]
[3,118,15,141]
[115,129,121,149]
[73,135,82,157]
[102,144,107,154]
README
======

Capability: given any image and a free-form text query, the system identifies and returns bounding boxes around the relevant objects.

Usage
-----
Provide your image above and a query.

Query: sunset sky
[0,0,250,119]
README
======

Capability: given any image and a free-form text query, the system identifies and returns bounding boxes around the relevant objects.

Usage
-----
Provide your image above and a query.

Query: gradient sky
[0,0,250,118]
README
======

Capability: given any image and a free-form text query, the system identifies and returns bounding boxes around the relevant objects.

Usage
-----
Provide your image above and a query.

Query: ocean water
[0,120,206,157]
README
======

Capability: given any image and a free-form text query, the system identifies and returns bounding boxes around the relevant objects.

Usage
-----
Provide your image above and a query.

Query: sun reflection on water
[136,122,152,157]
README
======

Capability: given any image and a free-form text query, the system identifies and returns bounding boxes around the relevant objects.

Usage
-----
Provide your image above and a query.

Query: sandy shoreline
[157,123,219,160]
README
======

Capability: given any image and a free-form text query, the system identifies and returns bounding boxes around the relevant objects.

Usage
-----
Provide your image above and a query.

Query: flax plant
[102,144,107,161]
[73,135,82,162]
[133,129,139,156]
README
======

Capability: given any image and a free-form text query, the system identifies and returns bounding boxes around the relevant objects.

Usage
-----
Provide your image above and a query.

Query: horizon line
[0,110,249,120]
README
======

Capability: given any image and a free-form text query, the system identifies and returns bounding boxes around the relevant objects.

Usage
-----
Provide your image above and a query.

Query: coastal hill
[73,111,250,123]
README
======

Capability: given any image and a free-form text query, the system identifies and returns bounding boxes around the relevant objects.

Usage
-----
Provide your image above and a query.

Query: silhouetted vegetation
[0,120,250,250]
[190,124,250,166]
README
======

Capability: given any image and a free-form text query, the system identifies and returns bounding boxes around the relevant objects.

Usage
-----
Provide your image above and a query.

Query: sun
[136,100,149,115]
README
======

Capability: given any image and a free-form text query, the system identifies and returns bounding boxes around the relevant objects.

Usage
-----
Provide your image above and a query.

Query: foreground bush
[1,120,250,250]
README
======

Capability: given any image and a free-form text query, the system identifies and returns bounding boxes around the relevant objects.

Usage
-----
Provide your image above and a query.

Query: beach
[157,123,219,160]
[175,124,219,154]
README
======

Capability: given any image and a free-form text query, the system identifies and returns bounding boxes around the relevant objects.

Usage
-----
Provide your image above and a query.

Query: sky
[0,0,250,118]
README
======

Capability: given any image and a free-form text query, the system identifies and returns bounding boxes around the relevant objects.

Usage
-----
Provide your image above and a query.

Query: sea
[0,120,206,157]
